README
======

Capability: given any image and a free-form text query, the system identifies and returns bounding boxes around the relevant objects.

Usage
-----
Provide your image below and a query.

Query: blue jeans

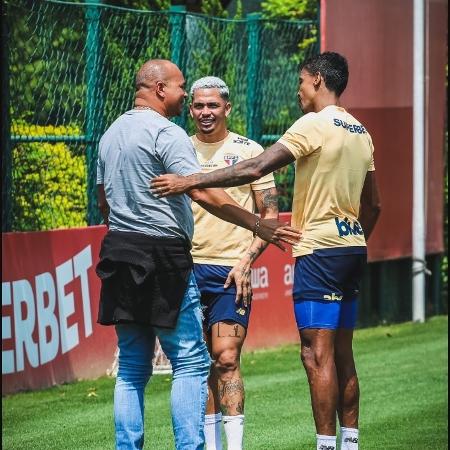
[114,272,211,450]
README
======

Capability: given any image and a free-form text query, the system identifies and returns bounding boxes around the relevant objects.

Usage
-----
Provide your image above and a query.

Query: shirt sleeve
[277,114,323,159]
[249,143,276,191]
[156,125,202,175]
[96,142,104,185]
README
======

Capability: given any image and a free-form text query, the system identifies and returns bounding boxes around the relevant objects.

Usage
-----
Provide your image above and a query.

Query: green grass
[2,316,448,449]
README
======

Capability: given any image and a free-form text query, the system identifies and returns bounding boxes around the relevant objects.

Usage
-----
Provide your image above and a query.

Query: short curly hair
[300,52,349,97]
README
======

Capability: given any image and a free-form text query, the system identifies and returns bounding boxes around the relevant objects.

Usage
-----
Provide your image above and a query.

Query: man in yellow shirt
[152,53,381,450]
[188,76,279,450]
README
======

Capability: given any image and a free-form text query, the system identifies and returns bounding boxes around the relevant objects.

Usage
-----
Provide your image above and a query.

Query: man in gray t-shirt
[96,59,301,450]
[97,109,200,241]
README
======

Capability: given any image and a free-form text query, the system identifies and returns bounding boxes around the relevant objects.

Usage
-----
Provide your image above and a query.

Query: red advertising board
[2,226,114,395]
[2,215,300,394]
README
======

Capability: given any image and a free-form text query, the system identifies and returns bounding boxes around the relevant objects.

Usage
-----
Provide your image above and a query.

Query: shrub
[11,123,87,231]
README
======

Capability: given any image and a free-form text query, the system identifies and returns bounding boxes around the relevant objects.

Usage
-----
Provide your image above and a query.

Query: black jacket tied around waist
[96,230,193,329]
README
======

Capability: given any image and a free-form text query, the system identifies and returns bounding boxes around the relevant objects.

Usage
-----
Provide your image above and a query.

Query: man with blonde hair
[188,76,279,450]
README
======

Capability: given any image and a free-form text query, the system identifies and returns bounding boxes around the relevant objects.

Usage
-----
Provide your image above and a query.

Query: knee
[170,343,211,378]
[300,344,334,372]
[213,349,240,375]
[117,361,153,386]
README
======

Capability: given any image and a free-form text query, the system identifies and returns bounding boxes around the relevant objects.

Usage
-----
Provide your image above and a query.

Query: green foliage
[273,165,295,212]
[200,0,229,18]
[106,0,170,9]
[6,0,319,229]
[261,0,317,20]
[11,123,87,231]
[186,0,245,135]
[8,1,85,125]
[258,0,318,211]
[101,11,171,129]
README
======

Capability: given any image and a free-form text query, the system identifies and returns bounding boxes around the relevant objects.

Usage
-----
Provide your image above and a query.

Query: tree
[261,0,317,20]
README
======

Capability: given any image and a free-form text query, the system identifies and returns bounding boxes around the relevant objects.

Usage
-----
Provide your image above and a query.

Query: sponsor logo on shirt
[232,136,251,146]
[224,153,240,166]
[323,293,343,301]
[335,217,364,237]
[201,160,219,169]
[333,118,367,134]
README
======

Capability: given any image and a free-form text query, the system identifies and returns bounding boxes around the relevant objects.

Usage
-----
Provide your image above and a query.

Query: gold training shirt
[191,132,276,266]
[278,105,375,258]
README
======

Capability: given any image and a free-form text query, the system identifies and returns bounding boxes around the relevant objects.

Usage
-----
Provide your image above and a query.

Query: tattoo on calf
[219,380,245,415]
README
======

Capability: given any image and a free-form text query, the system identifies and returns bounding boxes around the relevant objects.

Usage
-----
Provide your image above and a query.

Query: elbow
[189,188,207,203]
[249,165,265,181]
[241,160,266,182]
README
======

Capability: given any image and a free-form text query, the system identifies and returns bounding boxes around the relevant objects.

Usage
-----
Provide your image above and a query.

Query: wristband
[253,218,260,237]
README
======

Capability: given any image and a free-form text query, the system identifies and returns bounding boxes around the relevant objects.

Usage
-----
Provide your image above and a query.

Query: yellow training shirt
[191,131,276,266]
[278,105,375,258]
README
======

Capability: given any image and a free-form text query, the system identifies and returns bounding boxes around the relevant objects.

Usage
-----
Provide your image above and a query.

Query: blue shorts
[193,263,251,330]
[292,247,367,330]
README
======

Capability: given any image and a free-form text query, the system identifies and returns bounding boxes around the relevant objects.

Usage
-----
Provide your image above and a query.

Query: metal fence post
[412,0,426,322]
[246,13,262,141]
[85,0,103,225]
[170,5,187,128]
[2,4,12,232]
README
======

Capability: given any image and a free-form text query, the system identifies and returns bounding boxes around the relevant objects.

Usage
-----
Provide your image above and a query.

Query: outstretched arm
[359,171,381,240]
[224,187,279,306]
[188,187,300,251]
[151,142,295,196]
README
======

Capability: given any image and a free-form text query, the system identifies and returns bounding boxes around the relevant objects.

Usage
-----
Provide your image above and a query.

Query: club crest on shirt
[224,153,240,166]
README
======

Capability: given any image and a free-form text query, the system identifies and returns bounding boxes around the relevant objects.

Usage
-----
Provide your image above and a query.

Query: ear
[189,104,194,118]
[155,80,166,98]
[225,102,232,118]
[313,73,322,89]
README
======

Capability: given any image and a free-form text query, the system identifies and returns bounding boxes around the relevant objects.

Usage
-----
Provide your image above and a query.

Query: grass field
[2,316,448,449]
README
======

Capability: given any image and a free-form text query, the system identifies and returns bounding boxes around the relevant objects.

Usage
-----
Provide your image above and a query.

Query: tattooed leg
[219,379,245,415]
[209,321,247,416]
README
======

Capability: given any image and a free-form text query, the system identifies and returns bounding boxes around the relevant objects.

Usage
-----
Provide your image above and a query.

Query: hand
[150,174,191,197]
[257,218,302,251]
[224,259,253,307]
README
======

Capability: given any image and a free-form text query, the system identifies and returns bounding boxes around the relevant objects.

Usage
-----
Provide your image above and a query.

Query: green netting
[3,0,318,231]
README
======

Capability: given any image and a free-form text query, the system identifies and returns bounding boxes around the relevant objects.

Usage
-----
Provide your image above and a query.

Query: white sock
[205,413,222,450]
[316,434,337,450]
[340,427,359,450]
[223,415,244,450]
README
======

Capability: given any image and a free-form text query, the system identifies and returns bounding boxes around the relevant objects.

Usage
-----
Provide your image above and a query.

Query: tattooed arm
[151,142,295,195]
[224,187,280,306]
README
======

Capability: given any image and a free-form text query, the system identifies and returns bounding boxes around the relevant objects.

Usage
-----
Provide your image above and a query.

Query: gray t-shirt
[97,109,201,241]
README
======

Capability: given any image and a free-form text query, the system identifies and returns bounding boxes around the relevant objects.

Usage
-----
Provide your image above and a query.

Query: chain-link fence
[2,0,319,232]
